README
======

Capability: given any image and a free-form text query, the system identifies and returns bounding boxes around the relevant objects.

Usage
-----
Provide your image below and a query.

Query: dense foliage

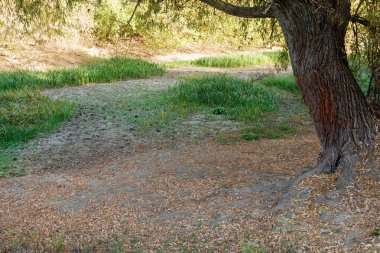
[0,0,283,48]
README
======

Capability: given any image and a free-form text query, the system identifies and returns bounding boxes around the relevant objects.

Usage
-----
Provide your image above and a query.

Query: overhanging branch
[199,0,275,18]
[126,0,141,27]
[350,15,370,27]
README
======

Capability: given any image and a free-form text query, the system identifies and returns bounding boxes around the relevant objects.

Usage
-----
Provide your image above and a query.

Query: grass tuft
[165,74,309,141]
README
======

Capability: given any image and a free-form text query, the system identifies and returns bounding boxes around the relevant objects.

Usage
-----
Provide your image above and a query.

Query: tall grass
[0,89,75,147]
[0,57,164,91]
[259,75,299,95]
[170,75,279,121]
[191,51,283,68]
[166,74,307,140]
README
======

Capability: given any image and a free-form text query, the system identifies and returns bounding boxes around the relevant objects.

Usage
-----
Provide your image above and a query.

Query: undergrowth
[170,75,279,121]
[161,51,288,69]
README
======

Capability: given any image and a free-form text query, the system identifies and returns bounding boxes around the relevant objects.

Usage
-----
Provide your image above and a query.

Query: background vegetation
[0,57,164,91]
[191,51,285,68]
[0,0,283,50]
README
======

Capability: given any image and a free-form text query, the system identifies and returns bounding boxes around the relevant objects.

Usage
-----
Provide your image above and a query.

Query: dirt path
[0,66,379,252]
[18,66,285,173]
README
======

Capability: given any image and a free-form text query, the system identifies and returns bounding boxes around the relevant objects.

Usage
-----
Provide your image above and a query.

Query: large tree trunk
[275,1,376,186]
[199,0,377,187]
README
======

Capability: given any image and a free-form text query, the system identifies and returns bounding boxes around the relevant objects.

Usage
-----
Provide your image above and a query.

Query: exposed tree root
[364,146,380,182]
[335,156,360,190]
[261,143,379,219]
[265,165,325,216]
[365,167,380,181]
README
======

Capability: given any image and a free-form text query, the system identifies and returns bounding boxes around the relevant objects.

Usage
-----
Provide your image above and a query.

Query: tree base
[264,141,379,217]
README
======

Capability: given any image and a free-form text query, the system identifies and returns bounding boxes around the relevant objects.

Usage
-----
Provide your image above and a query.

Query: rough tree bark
[200,0,377,188]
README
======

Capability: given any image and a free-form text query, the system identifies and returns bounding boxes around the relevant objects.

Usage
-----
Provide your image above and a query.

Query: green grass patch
[0,149,23,177]
[106,90,183,133]
[259,75,299,95]
[0,89,75,147]
[170,74,279,122]
[112,74,308,142]
[160,60,193,69]
[191,51,284,68]
[106,75,297,140]
[160,51,289,69]
[163,74,308,141]
[0,56,164,91]
[0,89,75,177]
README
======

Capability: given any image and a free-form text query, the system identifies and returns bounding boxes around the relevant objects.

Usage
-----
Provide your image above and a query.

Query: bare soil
[0,52,379,252]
